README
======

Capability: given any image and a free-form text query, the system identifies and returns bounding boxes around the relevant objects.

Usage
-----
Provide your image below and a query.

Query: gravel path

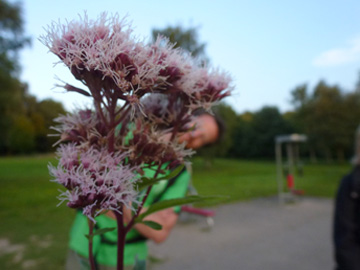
[148,197,335,270]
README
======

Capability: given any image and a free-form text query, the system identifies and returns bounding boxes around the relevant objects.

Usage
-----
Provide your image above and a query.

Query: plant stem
[125,185,153,232]
[88,219,97,270]
[170,107,187,141]
[125,164,163,232]
[115,105,131,127]
[108,99,117,153]
[114,208,125,270]
[115,101,129,116]
[94,100,109,128]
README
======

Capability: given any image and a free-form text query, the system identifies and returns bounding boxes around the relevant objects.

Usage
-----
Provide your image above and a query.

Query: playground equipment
[181,205,215,227]
[180,171,215,229]
[275,134,307,203]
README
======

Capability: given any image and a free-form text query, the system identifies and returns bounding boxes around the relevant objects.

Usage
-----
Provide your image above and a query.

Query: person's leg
[66,250,139,270]
[65,250,91,270]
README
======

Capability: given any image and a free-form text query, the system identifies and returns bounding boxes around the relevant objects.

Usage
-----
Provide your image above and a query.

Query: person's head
[178,111,225,150]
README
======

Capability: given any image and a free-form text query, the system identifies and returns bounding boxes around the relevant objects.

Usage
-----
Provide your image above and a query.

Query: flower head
[49,144,139,220]
[51,109,108,148]
[41,13,166,103]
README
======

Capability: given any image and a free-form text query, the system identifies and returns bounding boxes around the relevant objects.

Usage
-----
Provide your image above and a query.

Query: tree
[290,80,360,162]
[0,0,30,74]
[0,74,26,153]
[291,83,308,110]
[230,107,295,159]
[251,106,294,158]
[8,114,35,153]
[0,1,66,154]
[0,0,31,154]
[34,99,66,152]
[230,112,257,158]
[152,25,208,62]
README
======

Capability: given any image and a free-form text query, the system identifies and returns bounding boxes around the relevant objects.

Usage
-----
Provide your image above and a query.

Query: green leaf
[159,164,185,180]
[135,195,219,222]
[140,220,162,230]
[136,164,185,190]
[135,176,157,191]
[85,227,116,240]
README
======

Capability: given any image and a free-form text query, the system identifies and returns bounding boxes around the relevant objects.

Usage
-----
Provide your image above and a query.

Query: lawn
[192,158,350,204]
[0,155,351,270]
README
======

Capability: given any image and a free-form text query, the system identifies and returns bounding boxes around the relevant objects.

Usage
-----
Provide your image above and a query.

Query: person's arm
[106,207,178,244]
[334,172,360,269]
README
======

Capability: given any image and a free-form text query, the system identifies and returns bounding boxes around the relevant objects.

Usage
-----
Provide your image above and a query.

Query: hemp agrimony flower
[42,12,232,270]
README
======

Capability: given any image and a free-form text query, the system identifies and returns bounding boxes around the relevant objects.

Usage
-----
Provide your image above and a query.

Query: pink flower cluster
[49,144,139,220]
[42,12,232,219]
[40,13,232,110]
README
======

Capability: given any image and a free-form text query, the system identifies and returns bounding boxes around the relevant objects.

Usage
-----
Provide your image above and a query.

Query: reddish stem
[108,99,118,153]
[115,101,129,116]
[94,100,109,128]
[108,130,115,153]
[170,108,187,141]
[125,185,153,232]
[88,219,97,270]
[114,208,125,270]
[115,105,131,127]
[125,164,162,232]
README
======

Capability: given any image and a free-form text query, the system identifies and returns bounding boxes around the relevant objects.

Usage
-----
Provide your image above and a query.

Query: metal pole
[275,141,283,204]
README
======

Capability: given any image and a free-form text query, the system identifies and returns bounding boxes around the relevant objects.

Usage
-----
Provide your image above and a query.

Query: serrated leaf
[136,164,185,190]
[135,195,219,222]
[140,220,162,230]
[85,227,116,240]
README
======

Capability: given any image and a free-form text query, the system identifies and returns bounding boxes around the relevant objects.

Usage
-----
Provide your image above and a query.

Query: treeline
[6,78,359,160]
[0,84,66,155]
[0,0,66,155]
[2,0,359,160]
[201,79,360,163]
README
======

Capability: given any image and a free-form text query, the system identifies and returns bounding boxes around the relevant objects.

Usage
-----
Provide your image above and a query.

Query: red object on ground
[181,206,215,217]
[286,173,305,196]
[287,174,295,189]
[292,189,305,196]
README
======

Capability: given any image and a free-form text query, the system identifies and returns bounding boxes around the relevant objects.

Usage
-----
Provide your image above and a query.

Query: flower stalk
[43,12,232,270]
[88,219,97,270]
[115,207,126,270]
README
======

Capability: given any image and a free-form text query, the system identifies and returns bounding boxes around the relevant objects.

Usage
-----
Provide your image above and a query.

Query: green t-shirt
[68,166,190,267]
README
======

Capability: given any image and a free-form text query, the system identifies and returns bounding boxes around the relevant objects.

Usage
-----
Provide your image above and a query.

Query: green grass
[0,155,351,269]
[191,158,351,204]
[0,155,75,270]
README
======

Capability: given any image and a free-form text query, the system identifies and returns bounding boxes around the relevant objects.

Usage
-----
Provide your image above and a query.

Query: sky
[18,0,360,113]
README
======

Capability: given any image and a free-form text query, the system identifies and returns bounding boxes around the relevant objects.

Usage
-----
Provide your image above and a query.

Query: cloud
[312,38,360,67]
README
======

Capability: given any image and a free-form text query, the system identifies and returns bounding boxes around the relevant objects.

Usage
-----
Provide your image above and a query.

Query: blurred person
[66,112,222,270]
[178,112,222,149]
[334,125,360,270]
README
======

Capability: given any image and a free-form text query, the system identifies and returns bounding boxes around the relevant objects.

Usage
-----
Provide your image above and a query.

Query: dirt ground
[148,197,335,270]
